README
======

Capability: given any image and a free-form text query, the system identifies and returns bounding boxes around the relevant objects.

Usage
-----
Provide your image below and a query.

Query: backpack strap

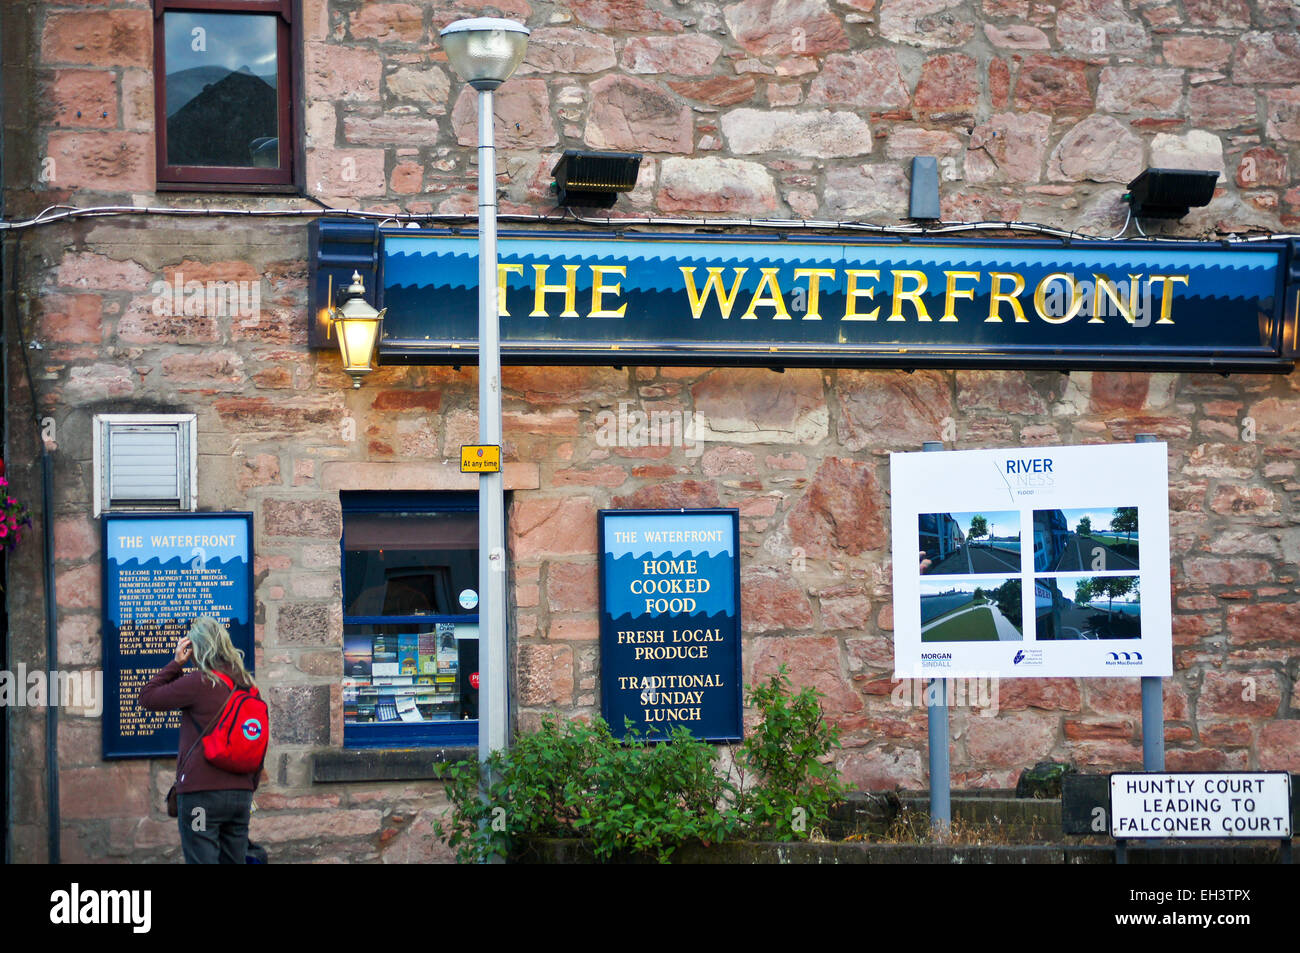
[210,669,256,694]
[176,703,226,782]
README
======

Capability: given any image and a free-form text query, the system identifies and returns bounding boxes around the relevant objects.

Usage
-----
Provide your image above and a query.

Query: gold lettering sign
[490,259,1189,327]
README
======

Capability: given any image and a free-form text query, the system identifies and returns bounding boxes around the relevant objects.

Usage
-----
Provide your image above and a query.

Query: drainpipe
[9,230,59,863]
[42,447,58,863]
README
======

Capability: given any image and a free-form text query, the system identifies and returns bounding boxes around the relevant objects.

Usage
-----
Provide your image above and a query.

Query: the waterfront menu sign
[101,513,255,759]
[890,443,1171,679]
[308,221,1297,371]
[598,509,742,741]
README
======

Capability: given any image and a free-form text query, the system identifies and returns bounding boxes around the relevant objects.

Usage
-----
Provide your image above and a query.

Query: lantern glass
[337,314,381,377]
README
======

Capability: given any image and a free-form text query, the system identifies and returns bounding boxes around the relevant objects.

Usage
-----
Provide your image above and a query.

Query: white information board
[1111,772,1292,838]
[890,443,1171,679]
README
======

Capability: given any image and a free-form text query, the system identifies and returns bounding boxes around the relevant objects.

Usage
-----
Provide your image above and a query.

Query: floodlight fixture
[1125,167,1219,220]
[551,150,643,208]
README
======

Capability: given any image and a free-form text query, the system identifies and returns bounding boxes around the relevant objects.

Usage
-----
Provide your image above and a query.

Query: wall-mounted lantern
[329,271,386,388]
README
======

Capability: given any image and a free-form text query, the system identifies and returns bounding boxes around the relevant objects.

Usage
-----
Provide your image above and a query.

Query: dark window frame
[152,0,300,191]
[339,492,483,750]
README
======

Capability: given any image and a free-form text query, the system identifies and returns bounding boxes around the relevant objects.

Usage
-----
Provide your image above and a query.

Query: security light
[551,150,643,208]
[1125,168,1219,220]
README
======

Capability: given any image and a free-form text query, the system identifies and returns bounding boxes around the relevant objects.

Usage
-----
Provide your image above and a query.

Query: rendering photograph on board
[920,577,1024,642]
[1032,507,1139,572]
[1034,576,1142,640]
[919,511,1021,575]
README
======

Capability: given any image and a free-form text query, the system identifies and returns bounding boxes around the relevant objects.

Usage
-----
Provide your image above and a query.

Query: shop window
[93,414,197,517]
[153,0,297,189]
[341,492,481,749]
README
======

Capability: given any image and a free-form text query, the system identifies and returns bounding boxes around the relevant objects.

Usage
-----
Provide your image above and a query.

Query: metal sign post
[1134,433,1165,772]
[921,439,951,835]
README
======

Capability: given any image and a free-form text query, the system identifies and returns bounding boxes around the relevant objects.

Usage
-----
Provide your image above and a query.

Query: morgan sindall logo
[1013,650,1025,665]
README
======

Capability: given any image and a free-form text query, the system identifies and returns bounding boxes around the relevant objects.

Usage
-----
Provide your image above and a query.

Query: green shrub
[733,668,847,839]
[435,666,845,863]
[574,721,740,862]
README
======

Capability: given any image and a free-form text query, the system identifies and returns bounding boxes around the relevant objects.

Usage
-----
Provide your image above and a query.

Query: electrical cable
[1109,207,1133,240]
[0,200,1295,244]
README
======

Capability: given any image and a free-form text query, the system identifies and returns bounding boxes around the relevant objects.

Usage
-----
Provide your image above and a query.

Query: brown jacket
[139,659,261,793]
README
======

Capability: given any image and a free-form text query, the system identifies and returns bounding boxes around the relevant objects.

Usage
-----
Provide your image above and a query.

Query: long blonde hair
[187,617,255,690]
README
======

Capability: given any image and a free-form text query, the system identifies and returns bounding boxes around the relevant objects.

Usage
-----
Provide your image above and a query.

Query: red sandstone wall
[2,0,1298,862]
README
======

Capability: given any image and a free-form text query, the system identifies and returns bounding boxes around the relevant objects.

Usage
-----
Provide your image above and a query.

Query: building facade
[3,0,1299,863]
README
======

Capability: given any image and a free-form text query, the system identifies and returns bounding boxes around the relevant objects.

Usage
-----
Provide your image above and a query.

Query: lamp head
[439,18,530,91]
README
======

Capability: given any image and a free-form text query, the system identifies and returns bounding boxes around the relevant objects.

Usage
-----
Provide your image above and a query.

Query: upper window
[153,0,296,189]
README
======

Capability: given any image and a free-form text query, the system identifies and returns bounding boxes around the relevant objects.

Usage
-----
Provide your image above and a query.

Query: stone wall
[3,0,1298,862]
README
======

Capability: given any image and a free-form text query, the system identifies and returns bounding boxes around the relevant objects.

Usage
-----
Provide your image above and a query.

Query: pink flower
[0,525,9,538]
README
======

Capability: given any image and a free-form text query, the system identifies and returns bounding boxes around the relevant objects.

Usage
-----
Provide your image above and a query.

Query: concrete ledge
[513,837,1291,865]
[898,795,1062,831]
[311,746,475,783]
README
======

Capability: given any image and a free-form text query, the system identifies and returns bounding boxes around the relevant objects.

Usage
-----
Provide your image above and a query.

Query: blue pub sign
[309,221,1300,373]
[598,509,742,741]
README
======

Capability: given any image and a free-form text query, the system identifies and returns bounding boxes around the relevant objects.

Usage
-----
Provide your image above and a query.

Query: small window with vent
[94,414,197,516]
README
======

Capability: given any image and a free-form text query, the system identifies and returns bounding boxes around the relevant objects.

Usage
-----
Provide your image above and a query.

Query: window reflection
[164,12,279,168]
[343,511,479,618]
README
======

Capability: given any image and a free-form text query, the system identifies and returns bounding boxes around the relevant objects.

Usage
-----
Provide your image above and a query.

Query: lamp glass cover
[440,18,529,88]
[337,316,380,374]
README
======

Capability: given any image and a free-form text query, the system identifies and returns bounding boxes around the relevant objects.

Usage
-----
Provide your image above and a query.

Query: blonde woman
[140,617,263,864]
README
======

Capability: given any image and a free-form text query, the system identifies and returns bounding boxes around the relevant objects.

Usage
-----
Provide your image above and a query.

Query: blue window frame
[341,492,479,748]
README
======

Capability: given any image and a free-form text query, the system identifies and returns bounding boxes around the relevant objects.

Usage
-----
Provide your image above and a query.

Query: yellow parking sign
[460,445,501,473]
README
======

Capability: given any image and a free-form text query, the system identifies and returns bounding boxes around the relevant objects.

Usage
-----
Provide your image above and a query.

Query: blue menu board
[101,513,254,759]
[598,509,742,742]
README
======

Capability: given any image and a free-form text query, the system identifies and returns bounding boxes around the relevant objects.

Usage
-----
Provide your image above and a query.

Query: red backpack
[202,671,269,774]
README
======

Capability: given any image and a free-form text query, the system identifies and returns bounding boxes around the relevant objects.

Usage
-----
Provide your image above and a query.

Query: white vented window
[93,414,197,516]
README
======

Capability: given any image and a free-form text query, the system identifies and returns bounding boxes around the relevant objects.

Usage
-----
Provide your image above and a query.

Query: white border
[890,443,1172,679]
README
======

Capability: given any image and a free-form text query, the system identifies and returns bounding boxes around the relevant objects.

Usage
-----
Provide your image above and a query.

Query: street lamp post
[439,18,530,767]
